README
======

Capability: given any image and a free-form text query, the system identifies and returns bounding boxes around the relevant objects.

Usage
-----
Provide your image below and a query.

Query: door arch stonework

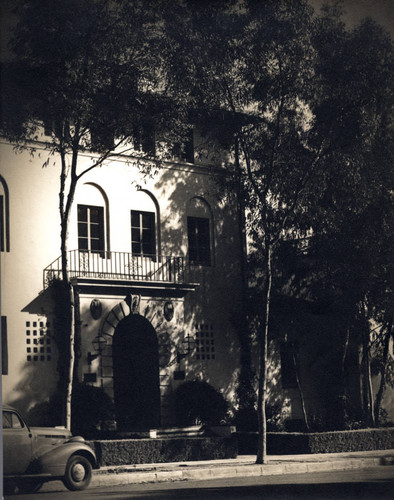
[95,297,181,428]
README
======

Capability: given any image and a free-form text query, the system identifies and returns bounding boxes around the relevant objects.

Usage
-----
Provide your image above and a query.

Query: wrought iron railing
[43,250,186,288]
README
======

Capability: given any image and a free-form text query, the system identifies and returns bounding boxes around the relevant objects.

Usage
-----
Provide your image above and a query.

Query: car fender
[32,440,98,477]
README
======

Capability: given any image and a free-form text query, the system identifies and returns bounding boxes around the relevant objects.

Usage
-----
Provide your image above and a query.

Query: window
[78,205,105,254]
[131,211,156,257]
[0,195,4,252]
[280,342,298,389]
[172,130,194,163]
[133,122,155,156]
[2,316,8,375]
[2,411,12,428]
[188,216,211,265]
[44,119,71,140]
[90,125,114,152]
[2,411,23,429]
[0,175,10,252]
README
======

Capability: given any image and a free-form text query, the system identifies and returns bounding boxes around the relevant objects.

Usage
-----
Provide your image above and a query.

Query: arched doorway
[112,314,161,431]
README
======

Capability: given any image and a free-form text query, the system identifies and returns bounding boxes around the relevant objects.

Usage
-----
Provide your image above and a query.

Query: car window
[3,411,12,428]
[11,413,23,428]
[2,411,24,429]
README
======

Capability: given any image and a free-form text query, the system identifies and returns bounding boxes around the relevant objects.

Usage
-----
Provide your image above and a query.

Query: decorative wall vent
[195,323,215,361]
[25,319,52,362]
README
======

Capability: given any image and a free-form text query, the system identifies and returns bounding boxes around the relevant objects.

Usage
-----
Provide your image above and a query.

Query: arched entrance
[112,314,161,431]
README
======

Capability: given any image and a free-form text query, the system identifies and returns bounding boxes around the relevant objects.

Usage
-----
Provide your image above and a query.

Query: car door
[3,410,34,474]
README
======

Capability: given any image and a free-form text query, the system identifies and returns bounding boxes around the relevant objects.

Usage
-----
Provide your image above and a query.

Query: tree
[164,0,393,458]
[305,11,394,426]
[1,0,189,429]
[164,0,330,463]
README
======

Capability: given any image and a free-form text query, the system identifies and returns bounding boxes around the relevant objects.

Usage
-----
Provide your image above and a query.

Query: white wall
[1,137,243,423]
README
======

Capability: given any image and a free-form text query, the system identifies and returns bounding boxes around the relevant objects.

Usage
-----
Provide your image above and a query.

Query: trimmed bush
[173,381,229,426]
[237,427,394,455]
[307,427,394,453]
[71,383,115,439]
[88,436,237,466]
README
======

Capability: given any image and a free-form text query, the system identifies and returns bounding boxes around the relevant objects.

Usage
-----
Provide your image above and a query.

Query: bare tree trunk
[362,323,375,427]
[66,283,75,431]
[59,212,74,430]
[234,141,255,418]
[293,349,310,432]
[339,325,350,426]
[60,220,69,283]
[59,148,78,430]
[374,322,392,425]
[256,242,272,464]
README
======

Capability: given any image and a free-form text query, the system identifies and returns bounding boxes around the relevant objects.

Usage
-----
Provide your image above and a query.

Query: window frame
[0,195,4,252]
[133,122,156,156]
[90,126,115,153]
[172,129,194,164]
[187,216,211,266]
[2,316,8,375]
[77,204,105,256]
[280,341,298,389]
[0,175,10,252]
[130,210,156,258]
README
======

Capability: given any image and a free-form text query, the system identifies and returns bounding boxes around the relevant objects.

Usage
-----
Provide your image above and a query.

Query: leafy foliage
[164,0,394,437]
[1,0,190,154]
[173,380,229,426]
[71,383,115,438]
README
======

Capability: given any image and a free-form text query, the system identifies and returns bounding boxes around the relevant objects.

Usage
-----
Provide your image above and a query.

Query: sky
[311,0,393,34]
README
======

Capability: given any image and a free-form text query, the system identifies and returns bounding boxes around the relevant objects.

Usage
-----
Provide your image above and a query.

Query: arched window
[0,175,10,252]
[74,183,109,255]
[187,197,213,266]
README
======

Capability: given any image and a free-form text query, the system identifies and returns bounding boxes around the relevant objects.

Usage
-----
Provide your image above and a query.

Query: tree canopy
[1,0,191,157]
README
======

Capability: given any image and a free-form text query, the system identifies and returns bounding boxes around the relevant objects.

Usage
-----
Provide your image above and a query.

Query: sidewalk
[90,450,394,488]
[39,449,394,492]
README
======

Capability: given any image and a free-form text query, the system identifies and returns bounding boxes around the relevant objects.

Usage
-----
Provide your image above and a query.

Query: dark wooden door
[113,314,160,430]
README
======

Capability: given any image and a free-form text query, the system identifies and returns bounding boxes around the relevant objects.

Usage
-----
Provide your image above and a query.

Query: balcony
[43,250,190,290]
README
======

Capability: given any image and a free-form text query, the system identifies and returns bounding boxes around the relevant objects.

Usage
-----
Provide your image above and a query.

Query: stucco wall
[1,137,242,424]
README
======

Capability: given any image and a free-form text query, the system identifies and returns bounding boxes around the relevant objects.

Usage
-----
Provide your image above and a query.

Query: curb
[90,455,386,488]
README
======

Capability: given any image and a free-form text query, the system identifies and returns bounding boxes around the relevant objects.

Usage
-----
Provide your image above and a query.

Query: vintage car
[3,406,99,493]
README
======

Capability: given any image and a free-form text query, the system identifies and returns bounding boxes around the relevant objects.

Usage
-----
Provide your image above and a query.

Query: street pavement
[40,449,394,492]
[9,467,394,499]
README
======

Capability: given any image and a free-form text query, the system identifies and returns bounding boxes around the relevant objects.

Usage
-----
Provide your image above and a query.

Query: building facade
[2,128,393,431]
[1,129,244,428]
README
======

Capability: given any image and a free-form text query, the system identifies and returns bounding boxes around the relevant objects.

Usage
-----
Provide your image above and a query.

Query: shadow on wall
[7,288,60,425]
[10,358,59,426]
[153,165,291,427]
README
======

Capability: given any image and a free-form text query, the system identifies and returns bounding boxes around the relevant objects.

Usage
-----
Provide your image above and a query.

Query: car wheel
[17,478,43,493]
[63,455,92,491]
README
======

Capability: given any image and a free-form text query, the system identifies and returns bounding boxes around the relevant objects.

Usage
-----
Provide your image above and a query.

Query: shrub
[173,380,229,426]
[266,402,285,432]
[71,383,115,438]
[233,401,285,432]
[233,407,258,432]
[89,436,237,466]
[236,427,394,454]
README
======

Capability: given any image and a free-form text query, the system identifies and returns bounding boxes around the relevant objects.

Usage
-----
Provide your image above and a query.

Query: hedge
[237,427,394,455]
[89,436,237,467]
